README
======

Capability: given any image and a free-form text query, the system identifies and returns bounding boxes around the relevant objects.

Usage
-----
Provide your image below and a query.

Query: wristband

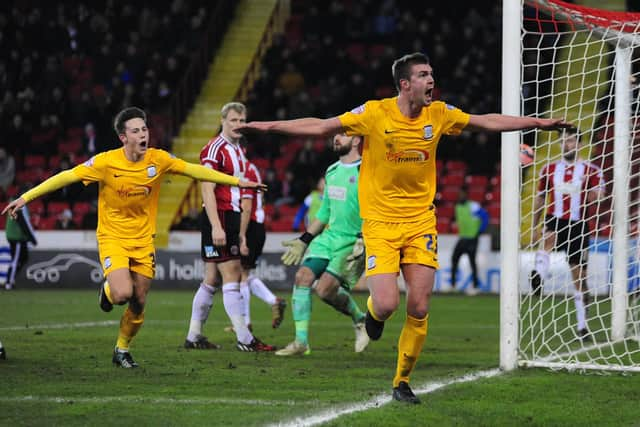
[299,232,314,244]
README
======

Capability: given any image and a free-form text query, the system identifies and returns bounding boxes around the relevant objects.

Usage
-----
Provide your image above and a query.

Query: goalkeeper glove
[281,232,314,266]
[345,235,365,276]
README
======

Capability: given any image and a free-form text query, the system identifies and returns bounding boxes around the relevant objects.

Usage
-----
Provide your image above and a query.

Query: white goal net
[505,0,640,372]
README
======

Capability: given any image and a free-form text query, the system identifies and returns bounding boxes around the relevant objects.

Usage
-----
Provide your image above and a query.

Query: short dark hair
[392,52,430,92]
[113,107,147,135]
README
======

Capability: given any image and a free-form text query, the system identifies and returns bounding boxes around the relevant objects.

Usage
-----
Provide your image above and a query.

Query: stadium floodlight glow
[501,0,640,373]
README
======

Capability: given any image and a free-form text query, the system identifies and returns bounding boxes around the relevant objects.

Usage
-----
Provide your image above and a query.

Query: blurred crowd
[1,0,504,230]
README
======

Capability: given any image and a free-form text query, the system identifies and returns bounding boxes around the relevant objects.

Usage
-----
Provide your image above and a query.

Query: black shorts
[200,209,241,262]
[544,216,590,265]
[242,221,266,269]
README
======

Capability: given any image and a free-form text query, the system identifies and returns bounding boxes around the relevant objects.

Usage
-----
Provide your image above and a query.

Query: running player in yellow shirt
[238,52,572,402]
[2,107,266,368]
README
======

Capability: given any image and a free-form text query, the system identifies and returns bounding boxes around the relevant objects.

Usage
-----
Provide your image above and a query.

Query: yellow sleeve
[440,102,470,136]
[181,162,240,186]
[21,170,82,203]
[338,100,376,136]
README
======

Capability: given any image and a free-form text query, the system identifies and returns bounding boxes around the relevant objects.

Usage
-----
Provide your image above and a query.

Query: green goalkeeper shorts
[302,230,362,289]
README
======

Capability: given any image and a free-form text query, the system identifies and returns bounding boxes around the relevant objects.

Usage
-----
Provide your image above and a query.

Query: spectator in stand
[55,208,76,230]
[0,148,16,192]
[173,207,200,231]
[278,62,305,96]
[291,138,320,182]
[83,122,99,156]
[81,200,99,230]
[292,176,325,232]
[449,188,489,295]
[4,192,37,290]
[262,168,282,205]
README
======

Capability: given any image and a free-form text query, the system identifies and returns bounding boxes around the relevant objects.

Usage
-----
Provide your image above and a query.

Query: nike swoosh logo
[113,174,123,178]
[384,129,395,134]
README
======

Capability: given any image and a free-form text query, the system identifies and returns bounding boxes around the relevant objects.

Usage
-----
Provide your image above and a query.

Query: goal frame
[500,0,634,371]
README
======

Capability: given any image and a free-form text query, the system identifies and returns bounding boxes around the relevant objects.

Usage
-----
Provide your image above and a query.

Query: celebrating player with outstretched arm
[238,52,572,403]
[2,106,265,368]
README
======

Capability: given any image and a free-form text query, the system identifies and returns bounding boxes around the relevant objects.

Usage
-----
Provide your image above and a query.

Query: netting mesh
[518,0,640,371]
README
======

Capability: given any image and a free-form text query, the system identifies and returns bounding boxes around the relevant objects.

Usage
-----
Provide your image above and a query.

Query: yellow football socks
[393,313,429,387]
[116,308,145,351]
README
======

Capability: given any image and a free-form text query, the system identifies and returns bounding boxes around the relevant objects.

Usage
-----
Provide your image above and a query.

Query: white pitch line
[0,395,299,407]
[271,368,503,427]
[0,320,118,331]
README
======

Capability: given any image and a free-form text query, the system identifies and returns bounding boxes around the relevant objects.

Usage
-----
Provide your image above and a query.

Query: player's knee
[294,268,314,286]
[110,286,134,304]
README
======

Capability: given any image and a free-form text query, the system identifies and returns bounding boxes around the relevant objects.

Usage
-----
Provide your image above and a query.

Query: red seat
[445,160,467,174]
[468,188,486,202]
[47,201,70,216]
[466,175,489,187]
[436,217,450,233]
[437,185,459,203]
[440,174,465,186]
[38,216,58,230]
[24,155,47,168]
[487,203,500,223]
[436,203,455,219]
[73,201,92,215]
[29,199,45,215]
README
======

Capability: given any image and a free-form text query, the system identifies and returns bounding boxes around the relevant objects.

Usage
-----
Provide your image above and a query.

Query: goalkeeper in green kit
[276,133,369,356]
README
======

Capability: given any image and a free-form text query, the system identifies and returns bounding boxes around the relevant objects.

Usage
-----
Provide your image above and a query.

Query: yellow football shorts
[362,213,438,276]
[98,238,156,279]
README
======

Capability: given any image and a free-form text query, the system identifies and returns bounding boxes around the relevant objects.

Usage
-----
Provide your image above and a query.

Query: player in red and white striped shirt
[237,159,287,332]
[184,102,275,352]
[531,130,605,340]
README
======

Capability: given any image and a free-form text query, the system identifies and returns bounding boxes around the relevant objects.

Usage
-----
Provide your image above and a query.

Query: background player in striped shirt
[236,157,287,332]
[2,107,265,368]
[184,102,275,352]
[531,129,604,340]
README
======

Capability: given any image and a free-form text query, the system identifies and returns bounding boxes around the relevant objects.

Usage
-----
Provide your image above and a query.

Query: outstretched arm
[2,170,81,218]
[238,117,344,137]
[466,114,573,132]
[181,163,266,191]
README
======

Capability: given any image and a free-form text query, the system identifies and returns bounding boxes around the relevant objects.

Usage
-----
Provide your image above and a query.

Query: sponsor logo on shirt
[385,149,429,163]
[446,104,456,110]
[328,185,347,201]
[204,245,218,258]
[84,157,95,167]
[104,256,112,269]
[116,185,152,199]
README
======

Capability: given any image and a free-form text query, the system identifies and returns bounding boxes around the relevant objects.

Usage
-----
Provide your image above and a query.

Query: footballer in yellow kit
[338,97,469,275]
[2,106,263,368]
[73,147,186,278]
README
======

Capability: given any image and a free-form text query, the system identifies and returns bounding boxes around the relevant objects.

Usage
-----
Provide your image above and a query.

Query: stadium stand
[2,1,503,231]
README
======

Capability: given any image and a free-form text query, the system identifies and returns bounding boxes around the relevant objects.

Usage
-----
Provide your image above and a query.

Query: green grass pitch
[1,290,639,426]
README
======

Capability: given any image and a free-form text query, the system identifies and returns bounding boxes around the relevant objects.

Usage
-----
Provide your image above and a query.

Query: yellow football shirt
[338,97,470,222]
[72,148,187,245]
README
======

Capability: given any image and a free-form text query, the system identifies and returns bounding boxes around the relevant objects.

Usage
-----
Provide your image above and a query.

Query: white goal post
[501,0,640,372]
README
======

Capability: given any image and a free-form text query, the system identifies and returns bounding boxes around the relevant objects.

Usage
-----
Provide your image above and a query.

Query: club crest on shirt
[147,165,157,177]
[84,157,95,167]
[423,125,433,140]
[351,104,365,114]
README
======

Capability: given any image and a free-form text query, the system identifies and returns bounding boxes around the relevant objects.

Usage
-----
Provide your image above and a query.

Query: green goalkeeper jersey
[315,159,361,237]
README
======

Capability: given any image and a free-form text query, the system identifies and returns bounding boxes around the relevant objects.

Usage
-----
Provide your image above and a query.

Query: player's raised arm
[466,114,573,132]
[238,117,344,137]
[180,162,267,191]
[1,170,81,218]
